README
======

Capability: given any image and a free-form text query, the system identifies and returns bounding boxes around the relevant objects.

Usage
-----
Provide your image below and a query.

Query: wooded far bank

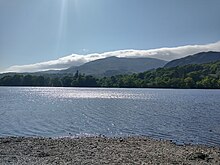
[0,61,220,89]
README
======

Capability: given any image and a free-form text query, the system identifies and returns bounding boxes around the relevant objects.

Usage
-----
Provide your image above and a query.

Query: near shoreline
[0,136,219,164]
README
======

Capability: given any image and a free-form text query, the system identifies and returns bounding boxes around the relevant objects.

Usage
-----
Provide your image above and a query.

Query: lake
[0,87,220,146]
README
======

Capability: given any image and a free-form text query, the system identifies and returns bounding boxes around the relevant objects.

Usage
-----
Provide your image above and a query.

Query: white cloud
[3,41,220,73]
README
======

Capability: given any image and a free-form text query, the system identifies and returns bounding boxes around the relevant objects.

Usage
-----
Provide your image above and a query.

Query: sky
[0,0,220,72]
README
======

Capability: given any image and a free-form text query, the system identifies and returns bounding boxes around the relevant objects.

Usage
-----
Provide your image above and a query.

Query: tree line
[0,61,220,89]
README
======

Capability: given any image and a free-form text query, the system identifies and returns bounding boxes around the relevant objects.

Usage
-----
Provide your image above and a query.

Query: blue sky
[0,0,220,72]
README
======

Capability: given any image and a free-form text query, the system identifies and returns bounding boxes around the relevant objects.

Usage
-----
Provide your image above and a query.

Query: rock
[187,152,209,160]
[37,152,50,157]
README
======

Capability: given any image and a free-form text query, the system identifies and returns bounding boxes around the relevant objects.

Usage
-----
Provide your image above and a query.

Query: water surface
[0,87,220,146]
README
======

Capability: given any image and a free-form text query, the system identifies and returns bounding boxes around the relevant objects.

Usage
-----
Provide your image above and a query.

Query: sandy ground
[0,136,220,165]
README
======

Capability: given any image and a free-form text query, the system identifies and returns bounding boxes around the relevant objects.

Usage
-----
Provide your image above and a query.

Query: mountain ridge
[61,56,167,77]
[165,51,220,68]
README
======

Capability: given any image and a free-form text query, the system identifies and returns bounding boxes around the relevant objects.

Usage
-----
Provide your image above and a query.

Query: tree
[50,78,62,87]
[184,77,195,88]
[35,76,45,86]
[61,76,72,87]
[74,70,79,79]
[23,75,33,86]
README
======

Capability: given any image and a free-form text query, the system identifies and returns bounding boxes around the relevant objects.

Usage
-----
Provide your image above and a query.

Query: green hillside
[0,61,220,89]
[165,51,220,68]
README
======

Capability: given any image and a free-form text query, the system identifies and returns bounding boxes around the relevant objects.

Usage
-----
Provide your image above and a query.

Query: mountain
[1,61,220,88]
[61,56,167,76]
[164,51,220,68]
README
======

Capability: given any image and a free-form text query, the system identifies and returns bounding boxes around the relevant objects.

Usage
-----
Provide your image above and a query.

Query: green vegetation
[1,61,220,89]
[164,51,220,68]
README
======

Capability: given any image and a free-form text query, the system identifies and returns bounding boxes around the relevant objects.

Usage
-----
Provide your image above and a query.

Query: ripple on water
[0,87,220,146]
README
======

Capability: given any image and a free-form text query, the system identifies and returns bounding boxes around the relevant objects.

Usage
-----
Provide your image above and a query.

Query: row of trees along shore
[0,61,220,89]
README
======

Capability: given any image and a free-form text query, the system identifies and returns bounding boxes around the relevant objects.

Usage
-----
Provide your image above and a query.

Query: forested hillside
[0,61,220,89]
[165,51,220,68]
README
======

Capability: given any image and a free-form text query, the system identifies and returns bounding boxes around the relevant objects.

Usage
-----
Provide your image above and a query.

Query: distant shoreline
[0,136,219,164]
[1,86,220,90]
[1,61,220,89]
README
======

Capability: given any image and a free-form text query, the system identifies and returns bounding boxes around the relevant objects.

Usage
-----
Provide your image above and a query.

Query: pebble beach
[0,136,220,165]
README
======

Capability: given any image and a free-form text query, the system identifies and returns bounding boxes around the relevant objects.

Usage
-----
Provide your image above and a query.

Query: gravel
[0,136,220,165]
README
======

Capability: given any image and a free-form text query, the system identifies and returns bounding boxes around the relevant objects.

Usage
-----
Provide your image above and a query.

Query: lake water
[0,87,220,146]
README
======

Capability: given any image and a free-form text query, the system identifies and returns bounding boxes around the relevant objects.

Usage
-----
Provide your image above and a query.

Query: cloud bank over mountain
[4,41,220,73]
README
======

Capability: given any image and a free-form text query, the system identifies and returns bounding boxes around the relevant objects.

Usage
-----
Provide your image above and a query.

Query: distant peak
[105,56,119,59]
[196,51,220,55]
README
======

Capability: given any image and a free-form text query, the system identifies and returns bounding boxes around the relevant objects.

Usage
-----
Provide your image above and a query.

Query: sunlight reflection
[31,88,154,100]
[56,0,79,54]
[57,0,68,53]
